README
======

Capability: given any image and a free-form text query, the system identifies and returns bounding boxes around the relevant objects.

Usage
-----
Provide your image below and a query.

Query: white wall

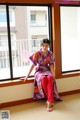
[56,76,80,92]
[0,76,80,104]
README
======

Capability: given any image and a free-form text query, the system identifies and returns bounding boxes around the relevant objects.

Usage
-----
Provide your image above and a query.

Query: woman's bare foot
[46,101,54,112]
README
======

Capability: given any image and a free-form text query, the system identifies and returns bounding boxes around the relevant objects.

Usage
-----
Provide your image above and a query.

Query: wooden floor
[1,93,80,120]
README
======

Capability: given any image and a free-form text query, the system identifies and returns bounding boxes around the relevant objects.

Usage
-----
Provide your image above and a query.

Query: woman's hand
[24,75,28,82]
[52,74,56,81]
[20,76,28,82]
[24,64,35,82]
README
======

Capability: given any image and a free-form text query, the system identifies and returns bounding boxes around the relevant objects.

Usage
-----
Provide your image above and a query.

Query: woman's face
[41,43,49,53]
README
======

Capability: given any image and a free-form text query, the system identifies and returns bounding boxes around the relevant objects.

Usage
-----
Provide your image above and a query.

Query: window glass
[31,12,36,22]
[0,5,10,80]
[60,6,80,72]
[9,6,49,77]
[0,11,7,22]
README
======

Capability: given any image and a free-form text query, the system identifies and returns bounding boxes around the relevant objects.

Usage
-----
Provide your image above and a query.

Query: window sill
[0,71,80,87]
[56,71,80,79]
[0,78,34,88]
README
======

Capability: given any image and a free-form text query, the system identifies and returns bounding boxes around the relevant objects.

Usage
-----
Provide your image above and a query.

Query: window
[30,7,48,27]
[31,13,36,22]
[0,6,10,80]
[60,6,80,72]
[45,14,47,21]
[0,11,13,22]
[0,11,7,22]
[0,8,15,27]
[0,5,50,80]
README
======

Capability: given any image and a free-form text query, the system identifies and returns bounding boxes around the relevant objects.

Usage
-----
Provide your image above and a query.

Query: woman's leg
[41,75,48,98]
[47,74,54,103]
[41,75,54,112]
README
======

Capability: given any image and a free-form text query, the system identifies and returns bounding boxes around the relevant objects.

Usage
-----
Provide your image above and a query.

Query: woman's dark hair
[40,38,50,46]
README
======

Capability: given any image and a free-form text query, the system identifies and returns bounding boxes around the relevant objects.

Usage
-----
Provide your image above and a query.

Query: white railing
[30,20,47,27]
[0,39,41,69]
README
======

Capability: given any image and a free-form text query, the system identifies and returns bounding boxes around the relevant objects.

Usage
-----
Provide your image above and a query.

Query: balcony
[0,39,41,79]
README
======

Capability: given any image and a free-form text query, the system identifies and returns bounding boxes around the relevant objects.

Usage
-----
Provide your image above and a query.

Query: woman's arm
[24,63,35,81]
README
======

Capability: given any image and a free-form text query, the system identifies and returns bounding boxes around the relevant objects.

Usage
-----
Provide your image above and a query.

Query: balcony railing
[0,39,41,69]
[30,20,47,27]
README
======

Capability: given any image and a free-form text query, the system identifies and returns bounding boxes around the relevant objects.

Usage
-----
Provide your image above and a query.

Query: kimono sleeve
[29,52,38,65]
[49,52,55,65]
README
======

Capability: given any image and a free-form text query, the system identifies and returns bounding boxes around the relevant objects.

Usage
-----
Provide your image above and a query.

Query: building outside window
[31,12,36,23]
[0,11,7,22]
[0,5,50,80]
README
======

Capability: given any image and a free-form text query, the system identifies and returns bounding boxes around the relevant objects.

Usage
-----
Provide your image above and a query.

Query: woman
[24,38,62,112]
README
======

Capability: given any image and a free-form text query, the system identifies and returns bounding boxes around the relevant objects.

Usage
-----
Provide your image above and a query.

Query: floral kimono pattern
[29,49,61,101]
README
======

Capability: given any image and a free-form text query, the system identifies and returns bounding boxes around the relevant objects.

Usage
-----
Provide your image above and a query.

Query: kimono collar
[39,49,50,57]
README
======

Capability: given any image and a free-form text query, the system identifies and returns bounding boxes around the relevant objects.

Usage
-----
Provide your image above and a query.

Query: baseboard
[0,89,80,109]
[59,89,80,96]
[0,98,35,109]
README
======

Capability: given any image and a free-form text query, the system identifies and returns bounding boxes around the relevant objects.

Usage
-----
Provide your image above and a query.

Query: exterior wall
[15,7,27,39]
[26,6,48,39]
